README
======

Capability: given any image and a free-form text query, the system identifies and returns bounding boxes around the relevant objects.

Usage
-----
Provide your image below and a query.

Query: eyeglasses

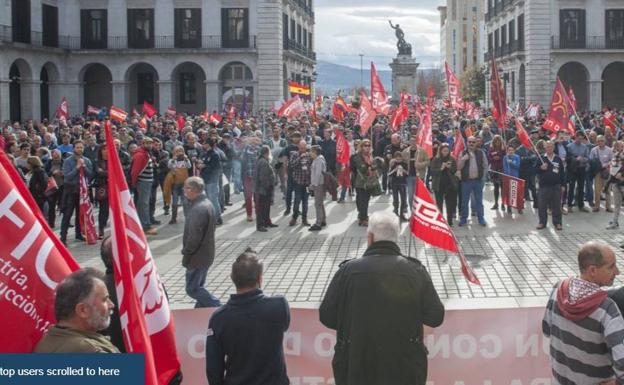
[363,144,371,147]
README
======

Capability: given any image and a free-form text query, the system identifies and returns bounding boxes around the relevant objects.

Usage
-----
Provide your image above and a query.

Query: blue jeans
[293,182,309,219]
[136,180,152,229]
[171,184,187,218]
[232,160,243,193]
[205,182,222,221]
[460,179,485,223]
[185,267,221,308]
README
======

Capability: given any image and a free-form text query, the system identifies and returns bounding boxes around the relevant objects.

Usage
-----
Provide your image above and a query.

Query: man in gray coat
[182,176,221,308]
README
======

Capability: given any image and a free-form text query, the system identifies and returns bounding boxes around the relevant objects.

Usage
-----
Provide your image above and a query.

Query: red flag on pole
[177,114,185,131]
[209,112,223,125]
[143,101,157,118]
[78,168,98,245]
[335,128,350,165]
[426,85,435,105]
[139,116,148,131]
[490,57,507,129]
[104,121,181,384]
[277,96,306,119]
[415,104,433,158]
[444,62,464,110]
[56,97,69,122]
[451,130,465,160]
[166,106,177,117]
[390,94,409,131]
[109,106,128,123]
[410,177,480,285]
[0,150,79,352]
[227,104,236,122]
[501,174,526,210]
[370,62,390,115]
[357,91,377,136]
[543,78,574,135]
[87,105,102,115]
[514,118,532,149]
[567,86,577,112]
[605,110,618,135]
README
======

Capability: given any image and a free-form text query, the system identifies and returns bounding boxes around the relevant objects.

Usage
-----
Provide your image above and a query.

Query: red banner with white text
[502,175,526,210]
[79,167,98,244]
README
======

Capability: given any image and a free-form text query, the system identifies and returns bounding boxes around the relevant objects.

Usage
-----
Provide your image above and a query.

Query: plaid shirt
[290,151,311,186]
[242,144,259,178]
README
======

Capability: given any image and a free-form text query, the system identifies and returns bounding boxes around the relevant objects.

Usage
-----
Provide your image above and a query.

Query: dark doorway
[9,64,21,123]
[40,67,49,120]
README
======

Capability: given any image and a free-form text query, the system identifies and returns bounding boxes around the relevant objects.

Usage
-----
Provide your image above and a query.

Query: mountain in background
[315,60,441,96]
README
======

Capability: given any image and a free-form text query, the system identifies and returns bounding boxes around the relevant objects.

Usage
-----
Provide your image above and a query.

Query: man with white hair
[319,211,444,385]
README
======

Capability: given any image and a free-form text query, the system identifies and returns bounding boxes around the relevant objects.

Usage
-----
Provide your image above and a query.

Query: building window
[517,14,524,49]
[452,29,456,50]
[308,31,313,50]
[175,8,201,48]
[297,24,302,44]
[180,73,196,104]
[283,13,289,49]
[303,28,308,48]
[290,19,296,39]
[137,72,155,105]
[221,8,249,48]
[606,10,624,48]
[501,25,507,46]
[12,0,30,44]
[488,33,493,51]
[451,0,456,20]
[559,9,586,48]
[81,9,107,49]
[509,20,515,43]
[42,4,58,47]
[128,9,154,48]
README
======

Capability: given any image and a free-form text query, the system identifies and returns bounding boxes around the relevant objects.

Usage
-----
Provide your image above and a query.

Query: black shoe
[337,199,345,203]
[60,237,67,246]
[267,223,279,228]
[400,215,409,222]
[75,236,85,242]
[257,227,268,232]
[309,225,322,231]
[151,219,162,225]
[226,202,233,206]
[163,207,170,216]
[490,204,498,210]
[216,219,223,225]
[321,222,327,227]
[284,209,291,216]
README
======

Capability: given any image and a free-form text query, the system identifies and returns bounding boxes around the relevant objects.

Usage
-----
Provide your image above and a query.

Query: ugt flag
[502,175,526,210]
[0,150,79,352]
[410,177,480,285]
[79,168,98,244]
[104,122,180,385]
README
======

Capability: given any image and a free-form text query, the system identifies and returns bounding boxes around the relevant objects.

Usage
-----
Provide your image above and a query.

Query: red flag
[451,130,465,160]
[277,96,305,119]
[87,105,102,115]
[502,174,526,210]
[166,106,176,117]
[336,96,356,112]
[543,78,574,135]
[390,100,409,131]
[109,106,128,123]
[56,97,69,122]
[143,101,157,118]
[490,57,507,129]
[410,177,480,285]
[514,118,532,149]
[177,114,185,131]
[227,104,236,122]
[370,62,390,115]
[78,168,98,245]
[209,112,223,125]
[567,86,577,112]
[416,105,433,158]
[357,91,377,136]
[605,110,618,135]
[0,150,79,352]
[426,85,435,103]
[335,128,350,165]
[444,62,464,110]
[139,116,148,131]
[104,121,181,385]
[332,103,345,122]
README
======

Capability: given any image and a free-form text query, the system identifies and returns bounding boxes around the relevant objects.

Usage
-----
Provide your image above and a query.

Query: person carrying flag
[536,141,565,230]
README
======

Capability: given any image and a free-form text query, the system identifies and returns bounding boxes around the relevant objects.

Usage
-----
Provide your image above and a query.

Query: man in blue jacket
[205,248,290,385]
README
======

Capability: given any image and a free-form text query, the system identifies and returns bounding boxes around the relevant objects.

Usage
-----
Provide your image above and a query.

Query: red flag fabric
[227,104,236,122]
[177,114,185,131]
[78,167,97,245]
[543,78,574,135]
[416,105,433,158]
[166,106,177,117]
[56,97,69,122]
[444,62,464,110]
[514,118,532,149]
[0,150,79,352]
[109,106,128,123]
[143,101,157,118]
[336,96,356,113]
[357,91,377,136]
[390,100,409,131]
[426,85,435,103]
[277,96,305,119]
[335,128,350,165]
[104,121,180,385]
[332,103,345,122]
[567,86,577,112]
[410,177,480,285]
[87,105,102,115]
[209,113,223,125]
[451,130,465,160]
[502,174,526,210]
[490,57,507,129]
[370,62,390,115]
[139,116,148,131]
[605,110,618,135]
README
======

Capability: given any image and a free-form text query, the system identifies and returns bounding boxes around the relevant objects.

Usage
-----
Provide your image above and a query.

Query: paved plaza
[67,186,624,309]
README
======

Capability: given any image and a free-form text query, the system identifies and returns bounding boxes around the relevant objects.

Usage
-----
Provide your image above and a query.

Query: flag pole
[492,58,507,145]
[506,106,545,165]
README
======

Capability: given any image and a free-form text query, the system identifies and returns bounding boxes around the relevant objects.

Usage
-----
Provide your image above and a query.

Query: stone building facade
[485,0,624,111]
[438,0,485,76]
[0,0,315,123]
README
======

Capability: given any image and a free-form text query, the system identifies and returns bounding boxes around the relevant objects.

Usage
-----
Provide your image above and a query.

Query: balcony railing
[289,0,315,19]
[485,39,524,61]
[0,26,257,50]
[287,39,316,61]
[551,35,624,49]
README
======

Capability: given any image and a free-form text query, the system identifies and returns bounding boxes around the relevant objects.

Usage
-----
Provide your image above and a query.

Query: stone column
[158,80,174,114]
[21,80,42,121]
[0,79,10,123]
[256,0,284,109]
[205,80,220,112]
[111,81,129,110]
[588,79,602,112]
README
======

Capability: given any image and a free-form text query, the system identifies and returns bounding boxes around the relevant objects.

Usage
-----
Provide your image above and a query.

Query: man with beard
[35,268,118,353]
[60,140,94,245]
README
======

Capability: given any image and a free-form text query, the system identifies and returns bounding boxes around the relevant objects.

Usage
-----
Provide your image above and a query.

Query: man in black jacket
[536,141,565,230]
[319,211,445,385]
[205,248,290,385]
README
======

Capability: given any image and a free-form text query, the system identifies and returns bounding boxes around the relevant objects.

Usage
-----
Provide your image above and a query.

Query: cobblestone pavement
[65,187,624,308]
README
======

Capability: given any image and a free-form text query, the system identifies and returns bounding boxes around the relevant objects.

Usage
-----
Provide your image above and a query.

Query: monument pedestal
[389,55,419,102]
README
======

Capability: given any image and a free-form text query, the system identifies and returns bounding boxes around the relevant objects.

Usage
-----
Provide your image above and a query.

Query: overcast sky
[315,0,444,70]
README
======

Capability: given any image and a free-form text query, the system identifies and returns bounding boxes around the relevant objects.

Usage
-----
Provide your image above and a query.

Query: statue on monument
[389,20,412,56]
